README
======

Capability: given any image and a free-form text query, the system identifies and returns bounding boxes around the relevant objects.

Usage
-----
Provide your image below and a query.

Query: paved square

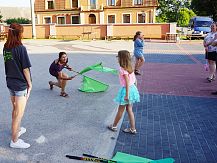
[113,40,217,163]
[0,40,216,163]
[114,94,217,163]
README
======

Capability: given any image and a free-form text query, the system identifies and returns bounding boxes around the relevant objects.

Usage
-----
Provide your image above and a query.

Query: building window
[123,14,131,23]
[72,0,78,8]
[134,0,143,5]
[44,17,51,24]
[47,0,54,9]
[107,0,115,6]
[57,16,66,24]
[71,16,80,24]
[138,13,146,23]
[90,0,96,9]
[108,15,115,24]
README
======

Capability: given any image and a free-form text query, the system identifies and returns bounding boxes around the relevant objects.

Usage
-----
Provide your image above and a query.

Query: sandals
[108,125,137,134]
[134,70,141,75]
[107,124,117,132]
[60,92,69,97]
[49,81,54,90]
[123,128,137,134]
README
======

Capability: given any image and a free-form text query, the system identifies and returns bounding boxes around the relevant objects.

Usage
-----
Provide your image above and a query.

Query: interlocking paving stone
[114,94,217,163]
[143,53,196,64]
[179,44,205,51]
[192,54,207,64]
[113,40,217,163]
[136,63,217,97]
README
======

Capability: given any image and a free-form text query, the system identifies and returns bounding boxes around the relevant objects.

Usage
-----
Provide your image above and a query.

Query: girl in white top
[204,23,217,82]
[211,32,217,95]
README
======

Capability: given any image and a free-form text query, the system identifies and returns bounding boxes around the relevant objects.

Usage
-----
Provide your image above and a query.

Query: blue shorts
[8,89,27,97]
[134,52,144,59]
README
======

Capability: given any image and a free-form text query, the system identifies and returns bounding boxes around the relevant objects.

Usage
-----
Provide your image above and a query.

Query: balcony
[143,0,158,7]
[122,0,158,7]
[80,5,103,11]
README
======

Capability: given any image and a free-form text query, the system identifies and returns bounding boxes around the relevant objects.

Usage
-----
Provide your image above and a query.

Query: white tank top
[205,32,217,52]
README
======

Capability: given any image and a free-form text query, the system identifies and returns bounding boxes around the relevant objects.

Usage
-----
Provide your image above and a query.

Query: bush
[5,18,31,24]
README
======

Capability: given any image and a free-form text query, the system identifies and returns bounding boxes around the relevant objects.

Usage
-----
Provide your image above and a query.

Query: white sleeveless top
[204,32,217,52]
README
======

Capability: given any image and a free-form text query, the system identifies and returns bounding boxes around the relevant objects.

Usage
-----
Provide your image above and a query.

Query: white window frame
[71,15,80,24]
[137,12,146,23]
[133,0,143,5]
[107,14,116,24]
[57,16,66,24]
[36,14,40,24]
[88,0,98,9]
[45,0,55,10]
[70,0,79,8]
[43,16,52,24]
[107,0,116,6]
[122,13,132,24]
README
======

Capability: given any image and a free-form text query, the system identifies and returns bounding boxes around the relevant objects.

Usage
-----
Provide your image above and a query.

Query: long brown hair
[58,51,68,64]
[4,23,23,49]
[118,50,133,74]
[133,31,141,41]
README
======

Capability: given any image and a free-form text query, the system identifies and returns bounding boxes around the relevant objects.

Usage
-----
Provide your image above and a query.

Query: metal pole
[30,0,36,39]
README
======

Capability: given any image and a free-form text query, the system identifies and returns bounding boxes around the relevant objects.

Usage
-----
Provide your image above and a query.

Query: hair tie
[8,28,15,31]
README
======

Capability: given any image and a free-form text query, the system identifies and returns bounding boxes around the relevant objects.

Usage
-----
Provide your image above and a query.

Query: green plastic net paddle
[79,62,118,75]
[78,75,109,93]
[111,152,175,163]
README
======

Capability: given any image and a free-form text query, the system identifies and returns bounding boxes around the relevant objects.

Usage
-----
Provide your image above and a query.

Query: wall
[3,24,51,39]
[2,23,170,39]
[35,0,45,11]
[55,24,107,39]
[111,24,170,39]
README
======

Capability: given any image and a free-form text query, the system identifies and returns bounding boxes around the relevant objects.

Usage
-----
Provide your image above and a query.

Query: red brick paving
[137,63,217,98]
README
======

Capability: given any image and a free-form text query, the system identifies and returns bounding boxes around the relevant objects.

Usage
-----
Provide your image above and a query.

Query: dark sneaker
[211,91,217,95]
[49,81,54,90]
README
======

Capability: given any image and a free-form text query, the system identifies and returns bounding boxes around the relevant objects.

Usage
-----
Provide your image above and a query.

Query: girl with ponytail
[133,31,145,75]
[3,23,32,149]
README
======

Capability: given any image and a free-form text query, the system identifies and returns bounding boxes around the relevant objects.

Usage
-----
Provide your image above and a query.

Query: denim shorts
[134,51,144,59]
[8,89,27,97]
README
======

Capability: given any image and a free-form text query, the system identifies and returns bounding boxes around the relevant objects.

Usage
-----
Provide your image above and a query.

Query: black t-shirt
[3,45,32,91]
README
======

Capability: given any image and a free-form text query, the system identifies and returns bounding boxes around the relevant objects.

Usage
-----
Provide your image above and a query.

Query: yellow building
[35,0,158,25]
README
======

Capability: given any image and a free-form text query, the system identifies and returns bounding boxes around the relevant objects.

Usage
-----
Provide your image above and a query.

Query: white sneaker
[18,127,26,138]
[10,139,30,149]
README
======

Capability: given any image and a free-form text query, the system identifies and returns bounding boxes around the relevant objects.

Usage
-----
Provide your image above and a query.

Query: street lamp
[30,0,36,39]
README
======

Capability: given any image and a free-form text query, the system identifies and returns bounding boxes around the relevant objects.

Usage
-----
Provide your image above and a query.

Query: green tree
[177,8,196,26]
[191,0,217,21]
[157,0,191,23]
[0,15,3,23]
[5,18,31,25]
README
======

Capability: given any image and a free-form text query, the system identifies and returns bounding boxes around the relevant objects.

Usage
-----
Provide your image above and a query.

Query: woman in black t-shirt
[3,23,32,149]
